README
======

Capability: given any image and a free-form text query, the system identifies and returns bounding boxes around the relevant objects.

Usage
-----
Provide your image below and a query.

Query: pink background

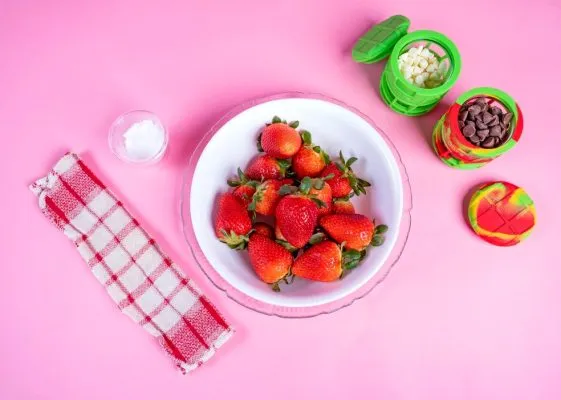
[1,0,560,399]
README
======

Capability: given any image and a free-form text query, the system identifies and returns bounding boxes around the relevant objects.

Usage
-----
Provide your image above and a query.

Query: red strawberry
[275,223,285,241]
[228,168,258,208]
[319,213,375,251]
[245,155,290,181]
[248,234,292,290]
[332,198,355,214]
[319,152,371,198]
[275,194,319,249]
[259,117,302,159]
[292,241,363,282]
[310,181,332,216]
[292,130,329,179]
[253,222,274,238]
[214,193,252,250]
[233,185,256,208]
[249,179,292,216]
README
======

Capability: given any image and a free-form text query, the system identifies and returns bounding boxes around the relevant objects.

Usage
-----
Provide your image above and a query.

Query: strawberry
[332,197,355,214]
[319,152,371,198]
[214,193,252,250]
[275,193,319,249]
[292,130,329,179]
[292,241,363,282]
[319,213,375,251]
[233,185,256,209]
[249,179,292,216]
[310,180,332,216]
[253,222,274,238]
[332,200,355,214]
[245,155,290,181]
[248,233,292,290]
[275,223,285,241]
[228,168,258,208]
[258,116,302,159]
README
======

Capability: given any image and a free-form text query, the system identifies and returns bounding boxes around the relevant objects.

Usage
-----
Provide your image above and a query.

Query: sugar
[123,120,165,160]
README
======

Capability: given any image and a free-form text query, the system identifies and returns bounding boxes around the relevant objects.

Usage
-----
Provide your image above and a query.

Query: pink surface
[1,0,560,399]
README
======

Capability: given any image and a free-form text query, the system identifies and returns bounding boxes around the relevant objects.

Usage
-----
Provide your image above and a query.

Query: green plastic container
[353,17,462,116]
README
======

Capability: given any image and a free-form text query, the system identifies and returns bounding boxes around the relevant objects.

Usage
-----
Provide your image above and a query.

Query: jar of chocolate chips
[432,87,523,169]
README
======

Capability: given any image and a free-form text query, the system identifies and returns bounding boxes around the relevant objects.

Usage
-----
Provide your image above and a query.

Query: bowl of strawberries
[181,93,411,317]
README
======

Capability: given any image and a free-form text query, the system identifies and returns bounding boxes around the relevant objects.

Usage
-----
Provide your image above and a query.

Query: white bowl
[189,96,404,309]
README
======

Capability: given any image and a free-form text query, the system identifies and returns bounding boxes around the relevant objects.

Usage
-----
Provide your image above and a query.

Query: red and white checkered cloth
[30,153,233,374]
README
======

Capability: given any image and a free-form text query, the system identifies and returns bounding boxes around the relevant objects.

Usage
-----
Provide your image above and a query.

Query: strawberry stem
[219,229,250,250]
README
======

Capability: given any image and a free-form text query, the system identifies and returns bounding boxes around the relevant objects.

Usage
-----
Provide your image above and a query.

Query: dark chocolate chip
[459,110,469,122]
[477,129,489,139]
[466,120,475,127]
[502,112,513,125]
[482,112,493,124]
[490,126,502,137]
[468,104,482,115]
[476,120,488,130]
[459,121,465,129]
[469,136,481,145]
[475,114,483,122]
[488,115,500,126]
[481,103,489,113]
[490,106,502,115]
[462,124,476,137]
[481,137,495,148]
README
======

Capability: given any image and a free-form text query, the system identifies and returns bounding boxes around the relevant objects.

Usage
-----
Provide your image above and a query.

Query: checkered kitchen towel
[30,153,233,374]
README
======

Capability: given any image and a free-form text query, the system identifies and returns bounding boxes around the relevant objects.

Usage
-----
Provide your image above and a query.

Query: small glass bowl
[108,110,168,164]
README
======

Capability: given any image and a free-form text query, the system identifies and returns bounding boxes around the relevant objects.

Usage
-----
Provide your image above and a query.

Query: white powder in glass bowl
[123,120,165,160]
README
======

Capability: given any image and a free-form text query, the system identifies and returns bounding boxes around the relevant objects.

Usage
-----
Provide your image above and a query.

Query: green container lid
[353,16,462,116]
[352,15,410,63]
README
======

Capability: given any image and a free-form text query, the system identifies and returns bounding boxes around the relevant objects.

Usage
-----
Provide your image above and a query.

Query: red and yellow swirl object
[467,181,536,246]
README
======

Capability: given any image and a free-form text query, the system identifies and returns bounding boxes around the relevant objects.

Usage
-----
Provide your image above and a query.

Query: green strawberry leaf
[219,230,249,250]
[312,179,325,190]
[359,250,367,260]
[358,178,371,187]
[289,120,300,129]
[309,232,326,245]
[276,159,291,176]
[344,260,361,270]
[346,157,358,168]
[339,150,346,165]
[335,162,346,173]
[300,130,312,145]
[272,116,281,124]
[256,133,264,152]
[276,239,298,252]
[343,249,362,262]
[312,145,321,153]
[299,177,312,194]
[348,174,358,187]
[278,184,296,195]
[371,234,385,247]
[271,282,281,292]
[310,197,326,208]
[321,151,331,165]
[322,173,335,180]
[375,224,388,234]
